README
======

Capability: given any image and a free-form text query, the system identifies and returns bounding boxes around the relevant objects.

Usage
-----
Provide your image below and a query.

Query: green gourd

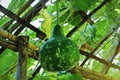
[39,25,80,71]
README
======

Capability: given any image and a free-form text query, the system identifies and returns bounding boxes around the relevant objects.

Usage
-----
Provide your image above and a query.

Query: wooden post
[16,36,29,80]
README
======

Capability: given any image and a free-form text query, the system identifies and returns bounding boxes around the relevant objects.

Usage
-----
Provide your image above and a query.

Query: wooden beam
[101,41,120,73]
[0,29,38,59]
[0,39,38,59]
[0,39,17,51]
[0,0,48,55]
[0,4,46,38]
[80,50,120,70]
[8,0,48,39]
[0,29,38,52]
[70,66,115,80]
[1,0,35,30]
[80,27,119,66]
[16,36,29,80]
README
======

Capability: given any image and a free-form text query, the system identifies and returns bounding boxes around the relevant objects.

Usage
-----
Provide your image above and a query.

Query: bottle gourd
[39,25,80,71]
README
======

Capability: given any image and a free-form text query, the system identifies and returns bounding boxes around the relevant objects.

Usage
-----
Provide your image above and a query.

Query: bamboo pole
[80,26,120,66]
[70,66,115,80]
[80,50,120,70]
[0,0,48,54]
[0,39,17,51]
[0,39,38,59]
[0,29,38,59]
[0,29,38,51]
[101,42,120,74]
[16,36,29,80]
[0,4,46,37]
[1,0,35,30]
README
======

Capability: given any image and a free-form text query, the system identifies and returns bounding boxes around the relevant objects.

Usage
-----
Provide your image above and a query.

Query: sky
[0,0,11,15]
[0,0,11,8]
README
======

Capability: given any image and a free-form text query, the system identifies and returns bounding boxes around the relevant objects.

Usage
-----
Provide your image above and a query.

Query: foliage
[38,71,83,80]
[0,49,17,79]
[40,9,52,38]
[8,0,27,13]
[0,0,120,80]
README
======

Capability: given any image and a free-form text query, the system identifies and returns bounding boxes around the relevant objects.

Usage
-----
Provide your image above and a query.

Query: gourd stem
[56,0,59,25]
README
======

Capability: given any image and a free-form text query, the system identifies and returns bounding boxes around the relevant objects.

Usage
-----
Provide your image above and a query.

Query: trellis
[0,0,120,80]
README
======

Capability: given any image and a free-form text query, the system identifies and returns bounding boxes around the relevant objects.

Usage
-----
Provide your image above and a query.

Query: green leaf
[70,0,90,11]
[0,49,17,74]
[40,9,52,38]
[8,0,26,13]
[58,72,83,80]
[69,11,82,26]
[0,17,10,27]
[40,77,56,80]
[69,73,83,80]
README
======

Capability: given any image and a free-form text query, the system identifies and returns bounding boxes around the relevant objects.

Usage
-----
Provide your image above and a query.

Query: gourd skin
[39,25,80,71]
